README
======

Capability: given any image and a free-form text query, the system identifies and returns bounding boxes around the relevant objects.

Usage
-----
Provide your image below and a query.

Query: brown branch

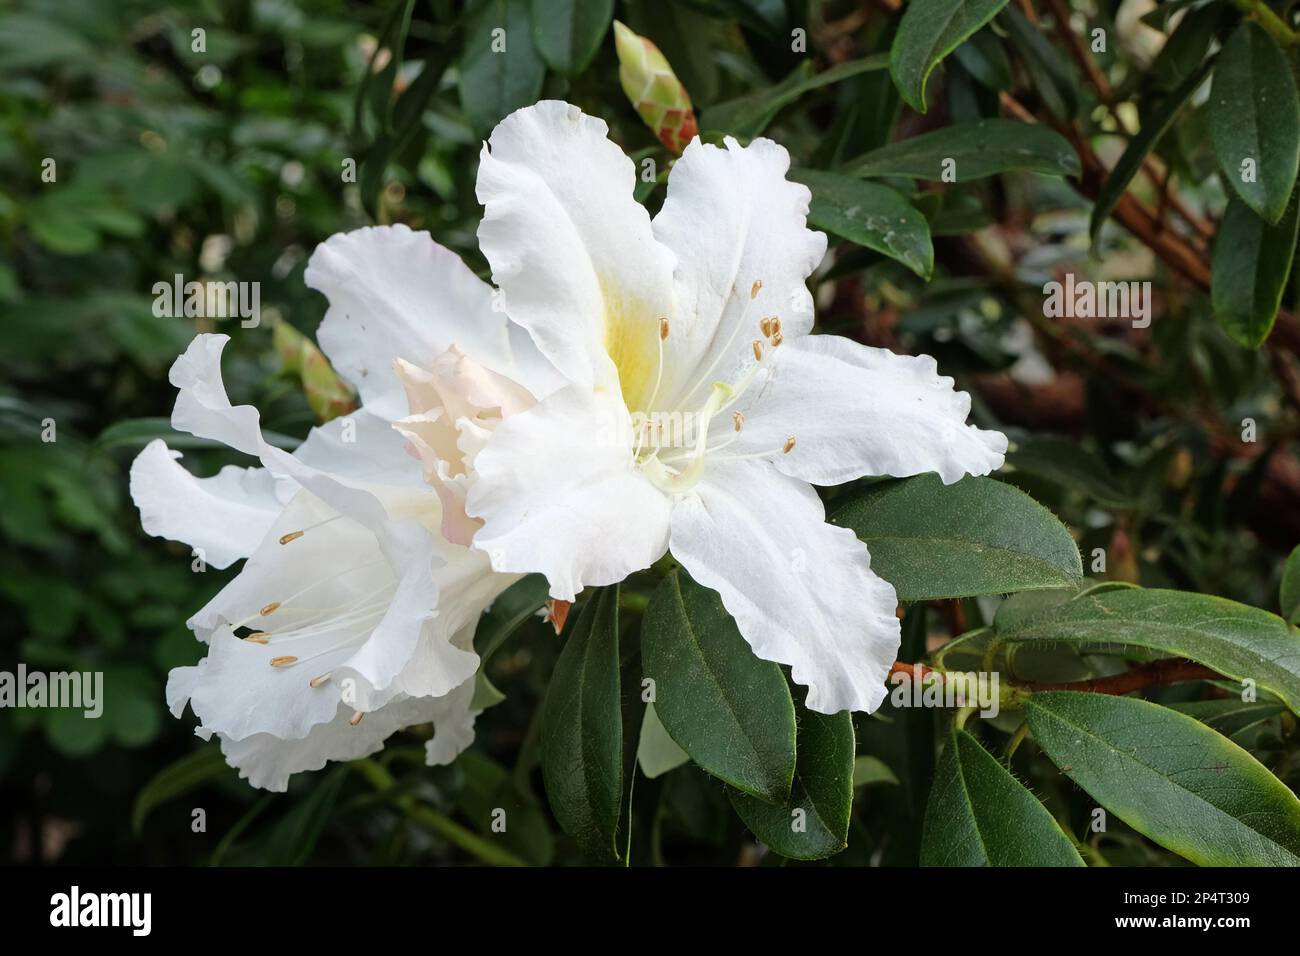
[1013,659,1223,695]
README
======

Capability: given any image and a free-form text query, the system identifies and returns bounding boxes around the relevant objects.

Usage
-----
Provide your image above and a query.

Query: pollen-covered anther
[308,673,331,689]
[279,530,304,545]
[760,317,774,338]
[733,411,744,432]
[750,279,762,299]
[783,436,797,454]
[659,317,670,340]
[771,331,784,348]
[349,710,365,726]
[260,601,281,616]
[244,632,270,645]
[752,339,764,362]
[270,655,298,668]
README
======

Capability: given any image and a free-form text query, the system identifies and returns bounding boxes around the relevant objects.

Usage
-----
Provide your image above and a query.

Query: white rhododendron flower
[458,101,1008,715]
[130,225,557,789]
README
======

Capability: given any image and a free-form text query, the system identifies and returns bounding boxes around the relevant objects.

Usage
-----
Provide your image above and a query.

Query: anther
[270,656,298,667]
[760,317,773,338]
[733,411,744,432]
[659,317,670,340]
[771,331,784,348]
[244,632,270,644]
[750,279,762,299]
[349,710,365,726]
[309,672,332,688]
[752,340,764,362]
[279,530,304,545]
[782,436,797,454]
[260,601,280,616]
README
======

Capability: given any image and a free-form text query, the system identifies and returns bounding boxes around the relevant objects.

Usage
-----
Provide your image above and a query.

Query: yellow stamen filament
[783,436,797,454]
[309,673,331,688]
[270,655,298,667]
[260,601,281,616]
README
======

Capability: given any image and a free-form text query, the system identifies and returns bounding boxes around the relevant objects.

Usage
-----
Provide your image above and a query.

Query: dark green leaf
[473,573,550,662]
[132,744,232,835]
[459,0,547,136]
[846,119,1080,181]
[728,697,854,860]
[1209,22,1300,224]
[889,0,1012,113]
[530,0,612,75]
[921,729,1084,866]
[540,586,624,861]
[641,571,796,801]
[264,766,348,866]
[1282,544,1300,625]
[1211,191,1300,348]
[791,169,933,279]
[830,475,1083,601]
[996,587,1300,714]
[1025,692,1300,866]
[702,56,888,138]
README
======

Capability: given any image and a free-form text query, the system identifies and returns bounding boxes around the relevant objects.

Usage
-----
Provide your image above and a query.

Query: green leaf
[728,697,854,860]
[846,118,1080,181]
[1211,192,1300,347]
[852,755,899,788]
[636,702,689,779]
[459,0,547,136]
[453,750,554,865]
[641,571,796,801]
[1209,22,1300,224]
[1282,544,1300,625]
[1089,57,1212,242]
[132,744,232,835]
[1006,437,1130,507]
[540,586,624,861]
[264,766,348,866]
[790,169,934,279]
[889,0,1012,113]
[921,730,1084,866]
[530,0,612,76]
[995,587,1300,714]
[473,573,550,662]
[1025,692,1300,866]
[830,475,1083,601]
[1173,698,1286,742]
[702,55,888,138]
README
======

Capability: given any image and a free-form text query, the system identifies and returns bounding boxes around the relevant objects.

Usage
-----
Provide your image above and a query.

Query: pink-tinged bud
[272,322,357,423]
[613,20,698,155]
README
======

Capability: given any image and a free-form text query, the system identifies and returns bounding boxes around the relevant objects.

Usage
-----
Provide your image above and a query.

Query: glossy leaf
[889,0,1012,113]
[847,118,1079,181]
[641,571,796,801]
[830,475,1083,601]
[459,0,546,136]
[1025,692,1300,866]
[530,0,612,76]
[921,730,1084,866]
[1211,192,1300,347]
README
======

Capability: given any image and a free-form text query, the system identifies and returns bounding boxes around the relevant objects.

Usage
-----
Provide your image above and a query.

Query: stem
[1012,658,1223,695]
[351,759,527,867]
[1232,0,1300,47]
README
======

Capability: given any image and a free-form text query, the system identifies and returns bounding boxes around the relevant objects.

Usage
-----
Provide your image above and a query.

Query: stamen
[278,514,343,545]
[750,279,762,299]
[659,317,670,340]
[260,602,281,616]
[771,331,784,348]
[783,436,797,454]
[771,317,782,336]
[279,531,304,545]
[760,317,773,338]
[733,411,744,433]
[752,340,763,362]
[244,632,270,644]
[349,710,365,726]
[309,672,332,688]
[270,655,298,667]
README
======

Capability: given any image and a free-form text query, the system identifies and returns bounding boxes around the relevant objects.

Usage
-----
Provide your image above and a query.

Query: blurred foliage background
[2,0,1298,866]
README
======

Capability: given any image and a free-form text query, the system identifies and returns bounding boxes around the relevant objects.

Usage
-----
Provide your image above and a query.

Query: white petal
[465,384,671,600]
[669,462,900,715]
[305,224,522,421]
[731,335,1008,486]
[652,136,827,408]
[130,439,283,569]
[476,100,675,402]
[169,333,264,456]
[214,684,477,792]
